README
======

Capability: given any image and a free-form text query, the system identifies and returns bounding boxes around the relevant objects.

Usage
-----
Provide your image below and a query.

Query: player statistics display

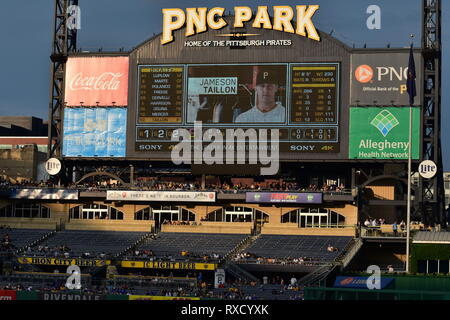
[135,63,340,155]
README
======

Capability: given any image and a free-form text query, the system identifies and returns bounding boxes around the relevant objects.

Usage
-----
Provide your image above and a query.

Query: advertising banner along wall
[334,276,394,289]
[349,107,420,160]
[40,293,106,300]
[128,295,200,300]
[18,257,111,267]
[120,260,217,270]
[107,191,216,202]
[65,56,129,107]
[0,290,16,301]
[63,107,127,157]
[246,192,323,204]
[10,189,78,200]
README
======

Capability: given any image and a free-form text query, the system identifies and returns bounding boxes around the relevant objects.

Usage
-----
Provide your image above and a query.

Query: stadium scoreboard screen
[135,63,340,154]
[138,66,184,124]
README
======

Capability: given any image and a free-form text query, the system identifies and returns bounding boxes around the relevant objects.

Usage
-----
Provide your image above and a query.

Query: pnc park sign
[161,5,321,44]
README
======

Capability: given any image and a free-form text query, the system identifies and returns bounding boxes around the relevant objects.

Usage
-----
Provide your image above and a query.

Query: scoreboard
[138,66,184,124]
[135,63,340,155]
[290,65,337,124]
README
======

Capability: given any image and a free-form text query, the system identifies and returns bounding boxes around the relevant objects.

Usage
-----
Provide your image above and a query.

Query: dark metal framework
[419,0,444,226]
[47,0,78,160]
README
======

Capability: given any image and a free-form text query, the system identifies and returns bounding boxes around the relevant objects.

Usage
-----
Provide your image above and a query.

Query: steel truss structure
[419,0,444,226]
[47,0,78,182]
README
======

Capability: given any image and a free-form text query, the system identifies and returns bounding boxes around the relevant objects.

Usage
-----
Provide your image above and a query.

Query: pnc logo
[355,65,374,83]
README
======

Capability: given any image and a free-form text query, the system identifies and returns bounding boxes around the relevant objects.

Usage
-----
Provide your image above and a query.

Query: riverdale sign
[246,192,322,204]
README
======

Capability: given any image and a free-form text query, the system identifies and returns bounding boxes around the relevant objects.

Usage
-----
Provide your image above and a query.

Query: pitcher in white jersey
[235,67,286,123]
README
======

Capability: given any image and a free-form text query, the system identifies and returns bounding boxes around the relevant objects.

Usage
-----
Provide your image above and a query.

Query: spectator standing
[393,222,398,236]
[400,220,406,232]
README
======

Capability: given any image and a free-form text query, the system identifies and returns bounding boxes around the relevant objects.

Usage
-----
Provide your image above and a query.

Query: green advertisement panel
[349,107,420,159]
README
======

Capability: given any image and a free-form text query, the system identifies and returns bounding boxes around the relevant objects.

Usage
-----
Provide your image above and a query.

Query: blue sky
[0,0,448,169]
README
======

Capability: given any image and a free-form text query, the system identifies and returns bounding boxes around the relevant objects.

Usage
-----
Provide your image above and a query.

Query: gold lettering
[296,5,321,41]
[185,8,207,37]
[273,6,295,33]
[207,7,227,30]
[234,6,252,27]
[161,8,186,45]
[252,6,272,29]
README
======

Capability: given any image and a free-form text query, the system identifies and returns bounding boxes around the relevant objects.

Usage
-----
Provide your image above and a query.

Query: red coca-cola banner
[0,290,16,300]
[65,56,129,106]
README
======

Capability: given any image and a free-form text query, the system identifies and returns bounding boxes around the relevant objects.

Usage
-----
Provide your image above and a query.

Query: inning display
[136,63,340,154]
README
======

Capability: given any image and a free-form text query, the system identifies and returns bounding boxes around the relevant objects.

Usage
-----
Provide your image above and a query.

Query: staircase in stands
[221,234,261,284]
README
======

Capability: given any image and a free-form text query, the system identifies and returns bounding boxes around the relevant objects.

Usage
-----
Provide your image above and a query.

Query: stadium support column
[47,0,78,184]
[201,174,206,189]
[420,0,445,227]
[130,165,135,186]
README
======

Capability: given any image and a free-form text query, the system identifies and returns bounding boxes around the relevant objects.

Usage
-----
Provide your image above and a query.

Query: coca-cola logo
[69,72,123,91]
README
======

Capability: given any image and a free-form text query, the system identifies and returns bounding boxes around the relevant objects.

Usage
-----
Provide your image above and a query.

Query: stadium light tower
[419,0,444,228]
[47,0,79,182]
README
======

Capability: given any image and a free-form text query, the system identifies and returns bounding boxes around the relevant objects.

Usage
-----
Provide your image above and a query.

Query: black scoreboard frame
[133,62,341,158]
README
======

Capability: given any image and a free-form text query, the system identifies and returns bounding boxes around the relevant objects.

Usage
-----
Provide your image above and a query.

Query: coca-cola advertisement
[65,56,129,106]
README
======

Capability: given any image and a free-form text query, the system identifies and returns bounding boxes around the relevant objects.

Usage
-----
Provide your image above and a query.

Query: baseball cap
[256,67,280,86]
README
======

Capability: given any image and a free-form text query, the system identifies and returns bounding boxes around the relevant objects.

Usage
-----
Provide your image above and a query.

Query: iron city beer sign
[161,5,321,45]
[18,257,111,267]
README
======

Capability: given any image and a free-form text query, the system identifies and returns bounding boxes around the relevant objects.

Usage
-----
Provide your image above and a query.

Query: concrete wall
[366,185,395,201]
[0,145,38,181]
[261,224,356,236]
[0,200,357,236]
[162,222,252,234]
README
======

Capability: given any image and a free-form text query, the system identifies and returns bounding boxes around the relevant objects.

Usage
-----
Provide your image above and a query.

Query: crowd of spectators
[22,243,109,260]
[1,232,15,252]
[363,218,387,227]
[233,252,325,266]
[128,250,222,263]
[162,220,200,226]
[0,176,348,194]
[0,278,305,300]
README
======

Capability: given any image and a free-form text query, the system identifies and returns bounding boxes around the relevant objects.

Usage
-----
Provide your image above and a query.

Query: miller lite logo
[45,158,62,175]
[419,160,437,179]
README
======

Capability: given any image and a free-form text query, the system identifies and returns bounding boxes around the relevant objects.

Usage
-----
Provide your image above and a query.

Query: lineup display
[136,63,340,154]
[138,66,183,123]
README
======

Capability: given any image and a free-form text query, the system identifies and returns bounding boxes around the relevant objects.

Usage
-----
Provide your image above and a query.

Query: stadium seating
[242,235,353,262]
[0,228,54,251]
[133,232,248,261]
[0,273,92,289]
[26,230,148,258]
[210,284,303,300]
